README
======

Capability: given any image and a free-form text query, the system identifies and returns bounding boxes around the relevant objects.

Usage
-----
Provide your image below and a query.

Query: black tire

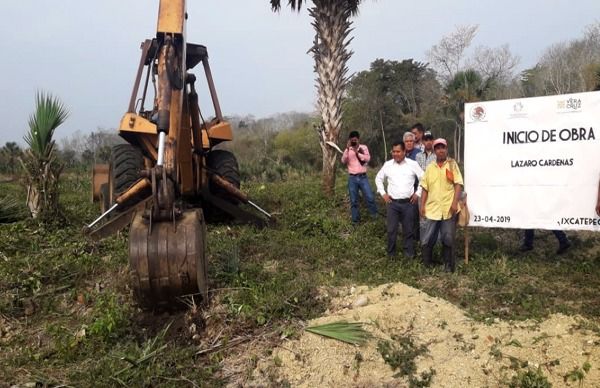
[204,150,241,222]
[206,150,240,204]
[109,144,144,204]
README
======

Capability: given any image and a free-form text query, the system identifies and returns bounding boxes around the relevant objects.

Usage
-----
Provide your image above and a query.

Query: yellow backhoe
[87,0,271,308]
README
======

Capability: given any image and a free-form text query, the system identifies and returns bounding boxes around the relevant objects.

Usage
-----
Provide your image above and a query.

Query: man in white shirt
[375,141,424,258]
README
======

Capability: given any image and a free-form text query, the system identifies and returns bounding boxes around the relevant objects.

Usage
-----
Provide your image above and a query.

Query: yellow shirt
[420,158,463,220]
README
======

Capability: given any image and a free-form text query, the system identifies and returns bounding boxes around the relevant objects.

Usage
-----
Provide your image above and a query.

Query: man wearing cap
[375,140,424,258]
[341,131,378,224]
[416,131,436,171]
[420,138,463,272]
[411,123,425,152]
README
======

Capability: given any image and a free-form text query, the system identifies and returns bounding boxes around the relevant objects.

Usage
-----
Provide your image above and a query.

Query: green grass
[1,172,600,386]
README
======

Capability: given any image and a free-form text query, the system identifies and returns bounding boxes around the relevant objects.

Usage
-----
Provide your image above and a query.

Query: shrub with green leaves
[377,334,435,387]
[89,294,131,341]
[509,368,551,388]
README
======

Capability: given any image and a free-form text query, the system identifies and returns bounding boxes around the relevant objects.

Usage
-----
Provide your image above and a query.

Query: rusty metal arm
[84,178,153,234]
[128,40,155,113]
[201,57,223,121]
[210,175,272,219]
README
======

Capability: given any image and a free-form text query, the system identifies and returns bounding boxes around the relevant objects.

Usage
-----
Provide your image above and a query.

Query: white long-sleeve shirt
[375,157,424,199]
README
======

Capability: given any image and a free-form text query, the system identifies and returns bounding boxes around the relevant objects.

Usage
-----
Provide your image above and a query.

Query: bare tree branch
[427,24,479,84]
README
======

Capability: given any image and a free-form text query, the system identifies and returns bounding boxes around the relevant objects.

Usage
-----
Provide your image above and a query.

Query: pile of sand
[251,282,600,387]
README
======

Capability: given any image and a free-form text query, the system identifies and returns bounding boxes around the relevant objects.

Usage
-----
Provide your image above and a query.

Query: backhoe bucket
[129,209,208,307]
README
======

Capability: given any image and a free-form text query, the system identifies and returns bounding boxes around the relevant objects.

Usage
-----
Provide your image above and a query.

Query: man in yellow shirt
[419,138,463,272]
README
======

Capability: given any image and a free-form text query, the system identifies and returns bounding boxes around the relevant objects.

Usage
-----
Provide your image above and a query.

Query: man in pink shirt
[341,131,378,224]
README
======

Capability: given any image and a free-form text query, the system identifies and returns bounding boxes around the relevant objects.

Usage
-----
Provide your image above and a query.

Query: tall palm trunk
[309,1,353,196]
[22,154,64,219]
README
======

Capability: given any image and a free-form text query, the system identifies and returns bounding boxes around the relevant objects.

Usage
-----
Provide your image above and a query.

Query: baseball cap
[433,138,447,147]
[423,131,434,140]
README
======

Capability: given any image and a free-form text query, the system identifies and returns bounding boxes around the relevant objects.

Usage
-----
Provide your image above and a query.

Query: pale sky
[1,0,599,145]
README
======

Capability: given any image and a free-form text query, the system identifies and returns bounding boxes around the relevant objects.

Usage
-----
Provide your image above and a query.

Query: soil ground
[251,282,600,387]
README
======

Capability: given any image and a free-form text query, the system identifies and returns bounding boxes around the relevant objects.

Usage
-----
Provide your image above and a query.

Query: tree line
[2,23,598,187]
[344,23,600,166]
[227,22,600,179]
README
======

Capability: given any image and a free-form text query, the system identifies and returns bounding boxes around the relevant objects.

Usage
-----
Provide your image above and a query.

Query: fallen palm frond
[305,320,371,345]
[0,195,28,223]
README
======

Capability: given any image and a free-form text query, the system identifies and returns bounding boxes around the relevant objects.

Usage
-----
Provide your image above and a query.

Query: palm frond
[0,195,28,223]
[271,0,303,12]
[305,320,371,345]
[24,91,69,159]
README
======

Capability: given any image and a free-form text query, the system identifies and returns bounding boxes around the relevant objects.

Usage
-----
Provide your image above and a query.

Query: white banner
[464,91,600,231]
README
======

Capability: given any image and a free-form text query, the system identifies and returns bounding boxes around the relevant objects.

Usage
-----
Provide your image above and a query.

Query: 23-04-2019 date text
[473,215,511,223]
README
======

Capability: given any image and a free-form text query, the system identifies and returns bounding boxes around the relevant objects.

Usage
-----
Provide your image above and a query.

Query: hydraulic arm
[87,0,271,308]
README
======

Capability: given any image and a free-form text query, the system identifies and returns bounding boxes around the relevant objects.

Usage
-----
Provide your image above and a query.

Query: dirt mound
[252,283,600,387]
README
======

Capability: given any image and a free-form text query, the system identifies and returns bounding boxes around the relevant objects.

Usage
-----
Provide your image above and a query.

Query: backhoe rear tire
[109,144,144,205]
[206,150,240,203]
[205,150,241,221]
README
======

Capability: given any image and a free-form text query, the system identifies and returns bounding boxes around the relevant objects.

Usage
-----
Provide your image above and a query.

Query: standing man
[403,132,420,160]
[341,131,378,224]
[420,138,463,272]
[411,123,425,152]
[415,131,436,242]
[415,131,436,171]
[375,141,424,259]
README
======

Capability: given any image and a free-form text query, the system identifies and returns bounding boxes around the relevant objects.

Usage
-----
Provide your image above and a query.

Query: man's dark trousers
[523,229,569,248]
[421,216,457,272]
[386,199,416,258]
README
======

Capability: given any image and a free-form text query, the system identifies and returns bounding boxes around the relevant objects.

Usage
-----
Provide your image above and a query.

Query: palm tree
[20,92,69,220]
[271,0,362,195]
[444,69,492,162]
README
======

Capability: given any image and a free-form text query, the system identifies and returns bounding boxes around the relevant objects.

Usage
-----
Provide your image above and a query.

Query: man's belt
[392,197,411,203]
[349,173,366,177]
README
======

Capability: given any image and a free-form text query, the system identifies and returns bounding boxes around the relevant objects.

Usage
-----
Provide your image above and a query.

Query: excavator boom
[88,0,271,308]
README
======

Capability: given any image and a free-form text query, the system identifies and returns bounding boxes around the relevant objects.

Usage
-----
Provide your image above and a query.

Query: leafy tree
[58,128,122,169]
[523,22,600,96]
[270,0,364,196]
[428,25,520,161]
[273,120,321,169]
[0,142,22,175]
[20,92,69,220]
[444,69,493,162]
[344,58,442,164]
[85,129,121,164]
[57,148,78,169]
[427,24,479,85]
[80,149,95,166]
